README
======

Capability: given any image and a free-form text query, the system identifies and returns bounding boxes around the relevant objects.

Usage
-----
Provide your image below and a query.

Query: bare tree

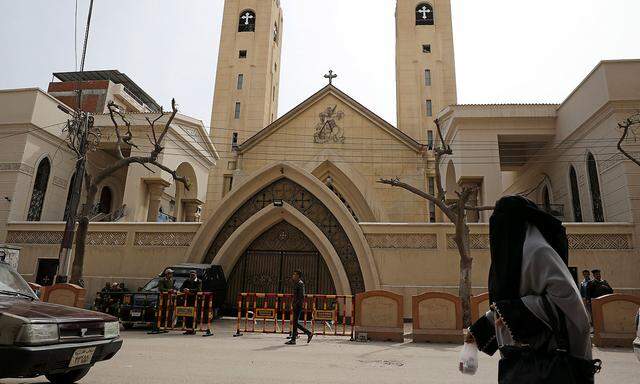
[67,99,190,284]
[617,112,640,167]
[378,120,493,327]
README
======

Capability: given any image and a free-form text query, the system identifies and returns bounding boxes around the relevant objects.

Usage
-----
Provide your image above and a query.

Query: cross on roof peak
[324,69,338,85]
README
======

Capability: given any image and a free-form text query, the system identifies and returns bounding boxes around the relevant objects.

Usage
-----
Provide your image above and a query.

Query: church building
[3,1,639,316]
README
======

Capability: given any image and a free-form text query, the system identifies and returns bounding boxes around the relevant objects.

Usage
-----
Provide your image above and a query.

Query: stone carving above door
[314,105,345,144]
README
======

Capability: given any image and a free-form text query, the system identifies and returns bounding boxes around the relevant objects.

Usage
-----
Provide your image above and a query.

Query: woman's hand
[464,330,475,344]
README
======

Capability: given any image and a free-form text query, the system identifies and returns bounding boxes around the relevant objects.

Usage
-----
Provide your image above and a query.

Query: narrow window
[27,157,51,221]
[237,74,244,90]
[587,153,604,222]
[542,186,551,213]
[223,175,234,197]
[234,102,241,119]
[416,3,435,25]
[99,186,113,214]
[273,23,279,43]
[428,177,436,222]
[569,166,583,222]
[238,10,256,32]
[427,130,434,149]
[273,85,276,101]
[426,100,433,117]
[422,44,431,53]
[239,50,247,59]
[424,69,432,86]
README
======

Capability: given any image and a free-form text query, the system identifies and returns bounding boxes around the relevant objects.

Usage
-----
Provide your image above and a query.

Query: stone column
[460,179,482,223]
[144,178,171,222]
[181,199,203,222]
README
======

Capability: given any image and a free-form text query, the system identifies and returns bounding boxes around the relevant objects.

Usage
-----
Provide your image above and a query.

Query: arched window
[27,157,51,221]
[99,186,113,214]
[416,3,434,25]
[587,153,604,222]
[238,10,256,32]
[569,166,583,222]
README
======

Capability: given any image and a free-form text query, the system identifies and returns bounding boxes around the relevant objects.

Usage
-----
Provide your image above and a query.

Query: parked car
[118,263,226,328]
[0,261,122,383]
[634,308,640,362]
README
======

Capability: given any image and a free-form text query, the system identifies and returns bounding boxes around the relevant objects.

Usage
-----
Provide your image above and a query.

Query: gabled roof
[238,85,424,153]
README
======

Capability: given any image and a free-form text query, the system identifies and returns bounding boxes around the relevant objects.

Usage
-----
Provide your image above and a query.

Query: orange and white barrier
[234,292,354,339]
[155,292,214,336]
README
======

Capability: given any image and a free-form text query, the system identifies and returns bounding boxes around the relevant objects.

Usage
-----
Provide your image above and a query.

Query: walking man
[588,269,614,300]
[285,270,313,345]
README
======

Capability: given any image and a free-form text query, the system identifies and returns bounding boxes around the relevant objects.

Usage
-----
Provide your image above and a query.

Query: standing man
[285,270,313,345]
[580,270,591,301]
[180,270,203,335]
[158,269,174,292]
[588,269,614,300]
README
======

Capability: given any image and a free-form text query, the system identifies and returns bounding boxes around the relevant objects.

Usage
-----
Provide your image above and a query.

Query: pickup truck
[0,261,122,383]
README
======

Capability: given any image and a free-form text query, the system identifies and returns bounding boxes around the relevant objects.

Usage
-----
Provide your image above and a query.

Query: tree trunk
[69,186,97,285]
[455,222,473,328]
[70,216,89,285]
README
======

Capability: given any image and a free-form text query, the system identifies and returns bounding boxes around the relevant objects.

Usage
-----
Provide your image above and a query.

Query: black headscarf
[488,196,569,304]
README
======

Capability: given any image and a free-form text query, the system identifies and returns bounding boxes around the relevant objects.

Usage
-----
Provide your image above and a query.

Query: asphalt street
[3,319,637,384]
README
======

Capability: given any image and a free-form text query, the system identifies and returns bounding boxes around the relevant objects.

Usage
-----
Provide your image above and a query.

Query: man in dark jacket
[588,269,613,300]
[180,271,203,335]
[285,270,313,345]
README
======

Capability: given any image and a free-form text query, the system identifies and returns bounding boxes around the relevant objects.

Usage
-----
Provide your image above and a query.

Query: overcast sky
[1,0,639,129]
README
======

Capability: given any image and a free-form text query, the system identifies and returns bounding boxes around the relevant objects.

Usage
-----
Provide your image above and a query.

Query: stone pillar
[181,198,203,222]
[460,179,482,223]
[144,178,171,222]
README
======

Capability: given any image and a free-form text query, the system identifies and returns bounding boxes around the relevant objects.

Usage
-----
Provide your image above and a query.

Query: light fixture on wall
[273,199,284,207]
[3,196,11,202]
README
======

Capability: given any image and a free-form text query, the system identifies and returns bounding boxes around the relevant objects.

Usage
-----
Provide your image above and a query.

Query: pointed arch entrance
[226,221,336,305]
[204,178,365,295]
[188,162,379,295]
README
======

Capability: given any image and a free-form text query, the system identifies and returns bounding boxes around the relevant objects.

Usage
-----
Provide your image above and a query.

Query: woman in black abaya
[466,196,600,383]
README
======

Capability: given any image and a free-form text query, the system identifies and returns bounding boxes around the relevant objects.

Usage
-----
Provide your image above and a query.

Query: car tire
[45,367,91,384]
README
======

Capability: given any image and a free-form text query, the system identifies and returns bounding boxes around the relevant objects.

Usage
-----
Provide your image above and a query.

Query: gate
[224,221,337,312]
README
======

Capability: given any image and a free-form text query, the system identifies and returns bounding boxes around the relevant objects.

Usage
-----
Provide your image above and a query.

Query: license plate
[130,309,142,317]
[69,347,96,368]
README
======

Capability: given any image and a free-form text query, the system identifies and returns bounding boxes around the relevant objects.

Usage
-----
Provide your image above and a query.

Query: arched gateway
[187,163,380,308]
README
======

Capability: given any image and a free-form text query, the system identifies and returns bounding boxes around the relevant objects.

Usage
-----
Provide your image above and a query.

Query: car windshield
[141,277,188,292]
[0,263,37,299]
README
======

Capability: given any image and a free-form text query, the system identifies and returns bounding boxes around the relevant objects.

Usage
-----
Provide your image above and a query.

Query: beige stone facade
[2,2,639,316]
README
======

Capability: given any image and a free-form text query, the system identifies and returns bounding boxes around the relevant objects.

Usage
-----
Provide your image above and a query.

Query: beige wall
[362,222,639,317]
[7,222,199,304]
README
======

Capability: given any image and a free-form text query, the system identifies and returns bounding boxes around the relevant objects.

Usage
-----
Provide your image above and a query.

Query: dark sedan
[0,262,122,383]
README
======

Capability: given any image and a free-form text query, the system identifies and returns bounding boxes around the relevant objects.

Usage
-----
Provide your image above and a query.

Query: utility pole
[56,0,95,284]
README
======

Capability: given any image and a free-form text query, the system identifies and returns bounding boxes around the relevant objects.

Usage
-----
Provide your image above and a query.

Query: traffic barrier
[234,292,354,339]
[153,292,214,336]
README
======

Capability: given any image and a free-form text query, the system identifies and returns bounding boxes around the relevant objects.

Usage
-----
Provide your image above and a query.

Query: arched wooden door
[225,221,336,309]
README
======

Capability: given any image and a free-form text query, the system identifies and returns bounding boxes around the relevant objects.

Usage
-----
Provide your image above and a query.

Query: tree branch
[617,114,640,167]
[378,178,454,220]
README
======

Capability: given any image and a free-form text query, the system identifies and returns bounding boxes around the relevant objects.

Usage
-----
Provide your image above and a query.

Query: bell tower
[206,0,283,217]
[210,0,283,142]
[395,1,457,143]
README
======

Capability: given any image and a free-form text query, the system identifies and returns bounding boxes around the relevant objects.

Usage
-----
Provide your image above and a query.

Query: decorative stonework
[567,234,631,249]
[314,105,345,144]
[6,231,64,244]
[444,233,632,250]
[86,232,127,246]
[0,162,34,175]
[366,234,437,249]
[134,232,195,247]
[447,234,490,249]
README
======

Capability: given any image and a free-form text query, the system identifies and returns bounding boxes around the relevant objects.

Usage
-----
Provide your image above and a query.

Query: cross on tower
[418,6,432,19]
[324,69,338,85]
[241,12,254,25]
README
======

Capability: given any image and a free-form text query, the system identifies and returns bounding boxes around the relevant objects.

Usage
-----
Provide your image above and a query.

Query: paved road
[3,320,637,384]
